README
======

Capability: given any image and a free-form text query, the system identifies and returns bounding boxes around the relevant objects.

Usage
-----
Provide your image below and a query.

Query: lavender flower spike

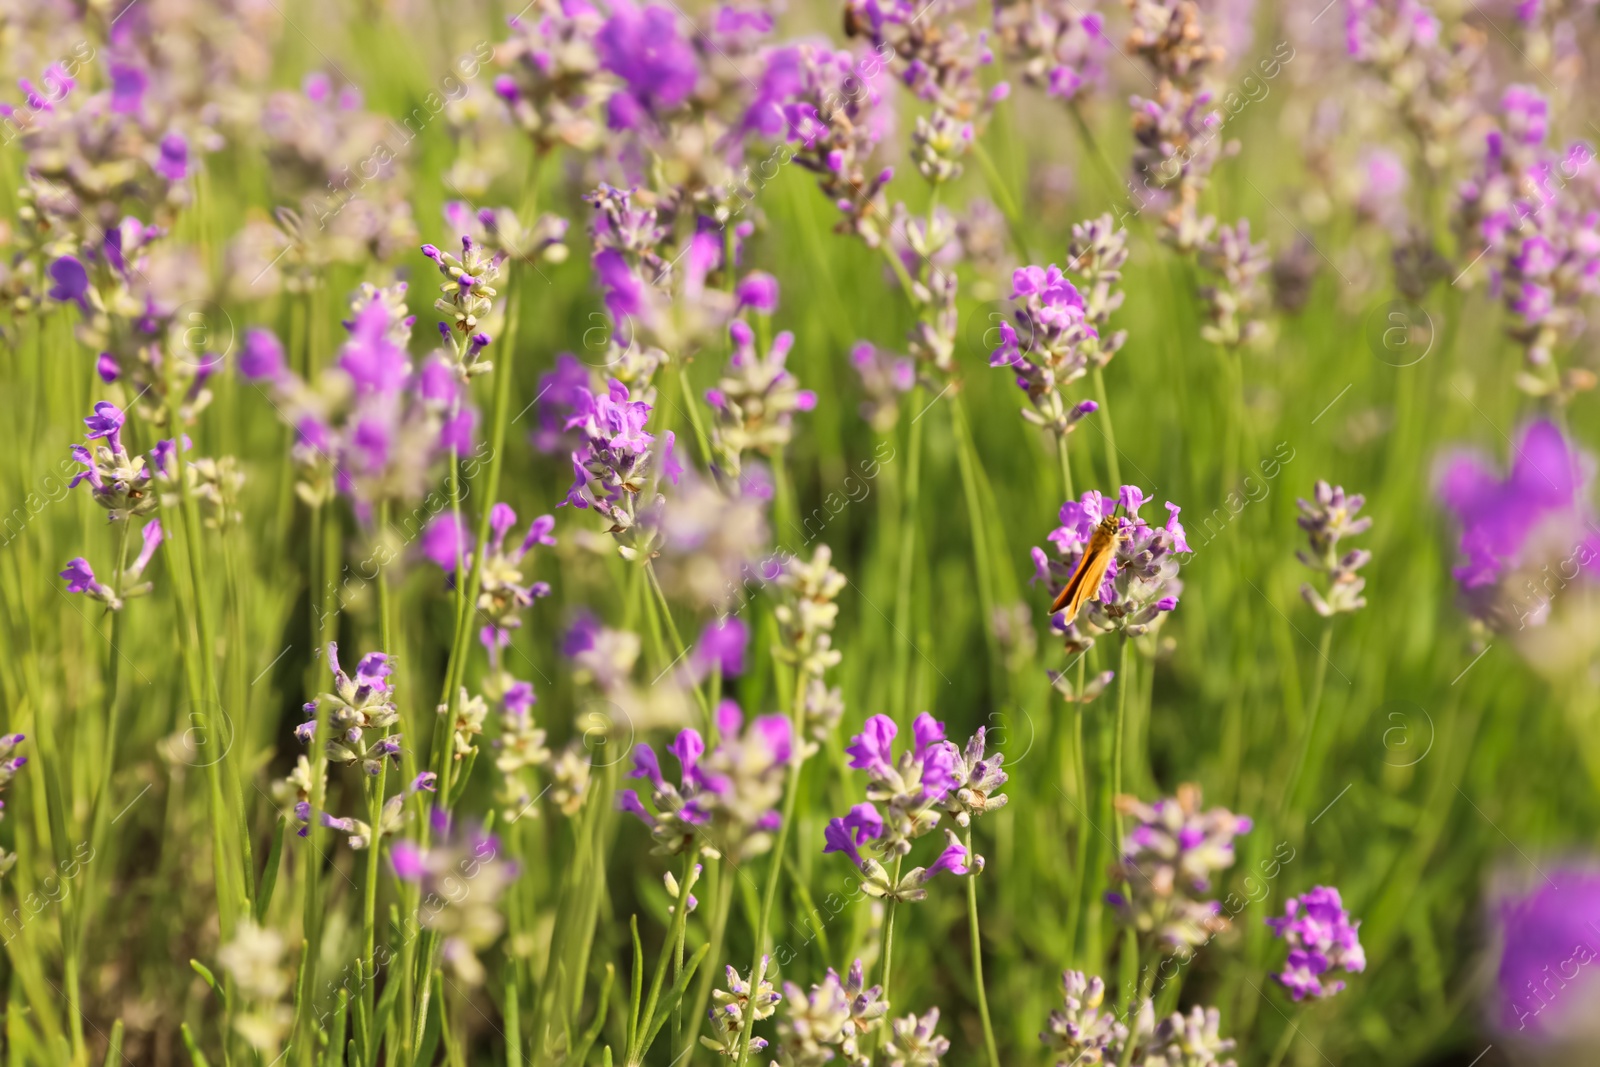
[1033,488,1191,650]
[1296,481,1373,616]
[1266,885,1366,1001]
[1108,784,1251,956]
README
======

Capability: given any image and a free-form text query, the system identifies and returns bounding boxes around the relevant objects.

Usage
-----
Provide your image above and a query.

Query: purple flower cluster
[749,43,895,244]
[585,182,731,360]
[1266,885,1366,1000]
[1456,85,1600,399]
[1032,487,1191,649]
[1296,481,1373,617]
[59,520,165,612]
[563,610,644,693]
[420,234,504,365]
[1065,214,1129,369]
[1436,418,1600,632]
[836,713,956,855]
[422,503,556,649]
[1197,218,1271,349]
[390,812,519,985]
[252,73,420,285]
[494,0,611,153]
[703,956,781,1057]
[1125,0,1228,251]
[823,713,990,902]
[293,642,402,777]
[1490,865,1600,1038]
[1344,0,1482,180]
[1108,784,1252,956]
[772,546,848,746]
[45,218,225,420]
[596,0,699,131]
[617,700,792,862]
[770,959,888,1067]
[241,285,473,514]
[849,341,917,432]
[1039,970,1125,1066]
[993,0,1108,103]
[990,263,1101,437]
[706,301,817,481]
[843,0,1003,185]
[59,401,177,610]
[5,38,198,247]
[563,377,680,554]
[68,402,158,520]
[686,615,751,684]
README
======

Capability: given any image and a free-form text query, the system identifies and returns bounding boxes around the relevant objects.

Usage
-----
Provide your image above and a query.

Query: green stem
[646,563,711,722]
[1112,639,1132,843]
[432,252,528,821]
[969,140,1032,262]
[1116,959,1157,1067]
[1056,431,1075,503]
[877,855,904,1054]
[685,860,734,1065]
[1280,622,1334,822]
[1067,691,1089,967]
[1091,368,1121,490]
[949,396,1002,698]
[676,364,714,471]
[1263,1006,1306,1067]
[965,830,1000,1067]
[164,353,240,941]
[736,672,809,1067]
[891,390,926,724]
[364,502,395,1030]
[633,853,696,1067]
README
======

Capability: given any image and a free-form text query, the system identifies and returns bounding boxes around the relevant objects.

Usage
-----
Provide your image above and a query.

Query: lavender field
[1,0,1597,1063]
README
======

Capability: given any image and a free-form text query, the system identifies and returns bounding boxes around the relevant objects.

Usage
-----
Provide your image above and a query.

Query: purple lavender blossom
[993,0,1109,103]
[421,512,469,572]
[68,403,159,521]
[1455,85,1600,397]
[735,271,780,314]
[154,132,189,181]
[60,558,110,598]
[616,700,791,861]
[749,44,894,243]
[531,354,593,454]
[823,713,980,900]
[690,616,749,677]
[1491,866,1600,1038]
[1266,885,1366,1001]
[850,341,917,431]
[705,319,815,480]
[239,328,287,382]
[474,505,557,646]
[1108,784,1251,955]
[991,264,1100,436]
[596,1,699,129]
[47,255,90,311]
[1033,487,1191,649]
[1436,419,1600,631]
[297,642,402,776]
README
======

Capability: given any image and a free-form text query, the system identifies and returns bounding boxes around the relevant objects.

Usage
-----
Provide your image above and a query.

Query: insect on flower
[1050,511,1122,625]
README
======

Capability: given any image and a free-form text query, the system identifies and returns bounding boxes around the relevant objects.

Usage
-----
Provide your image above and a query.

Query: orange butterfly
[1050,513,1122,625]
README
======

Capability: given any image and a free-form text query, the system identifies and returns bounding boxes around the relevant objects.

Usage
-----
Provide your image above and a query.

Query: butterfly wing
[1050,521,1118,620]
